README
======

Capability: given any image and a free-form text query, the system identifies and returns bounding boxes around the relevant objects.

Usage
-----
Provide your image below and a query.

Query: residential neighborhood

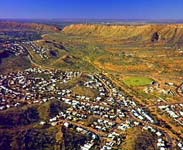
[1,67,182,149]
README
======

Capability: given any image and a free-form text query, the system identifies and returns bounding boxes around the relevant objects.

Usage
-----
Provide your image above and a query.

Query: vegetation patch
[0,107,40,128]
[123,76,154,86]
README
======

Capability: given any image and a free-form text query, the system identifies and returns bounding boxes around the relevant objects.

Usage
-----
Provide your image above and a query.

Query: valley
[0,22,183,150]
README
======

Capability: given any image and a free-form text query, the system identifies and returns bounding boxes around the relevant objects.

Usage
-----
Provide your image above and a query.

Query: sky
[0,0,183,20]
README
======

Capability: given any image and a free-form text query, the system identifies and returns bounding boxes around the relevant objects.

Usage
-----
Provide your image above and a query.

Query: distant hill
[0,21,61,32]
[64,24,183,47]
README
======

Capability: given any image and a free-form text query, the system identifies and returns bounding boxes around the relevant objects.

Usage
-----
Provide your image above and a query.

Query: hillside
[64,24,183,46]
[0,21,61,32]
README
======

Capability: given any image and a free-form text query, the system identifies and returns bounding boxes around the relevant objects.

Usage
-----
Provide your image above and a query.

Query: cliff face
[63,24,183,46]
[0,22,61,32]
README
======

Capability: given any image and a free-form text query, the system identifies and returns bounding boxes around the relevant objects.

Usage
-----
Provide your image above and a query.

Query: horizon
[1,18,183,24]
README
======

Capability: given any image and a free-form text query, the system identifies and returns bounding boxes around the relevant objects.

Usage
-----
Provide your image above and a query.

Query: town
[0,67,182,150]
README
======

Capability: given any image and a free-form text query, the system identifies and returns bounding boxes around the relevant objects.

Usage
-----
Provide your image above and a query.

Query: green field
[123,76,154,86]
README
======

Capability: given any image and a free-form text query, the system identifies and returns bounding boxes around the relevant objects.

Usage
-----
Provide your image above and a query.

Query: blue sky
[0,0,183,19]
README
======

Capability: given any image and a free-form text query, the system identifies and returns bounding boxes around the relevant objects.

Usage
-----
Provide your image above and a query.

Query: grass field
[123,76,154,86]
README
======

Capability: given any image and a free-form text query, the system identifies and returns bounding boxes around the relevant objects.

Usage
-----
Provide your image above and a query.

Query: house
[156,131,162,137]
[39,121,46,125]
[51,122,57,126]
[64,122,69,128]
[76,127,83,132]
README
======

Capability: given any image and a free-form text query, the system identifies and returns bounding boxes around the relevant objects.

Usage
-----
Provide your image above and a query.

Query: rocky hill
[0,21,61,32]
[64,24,183,46]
